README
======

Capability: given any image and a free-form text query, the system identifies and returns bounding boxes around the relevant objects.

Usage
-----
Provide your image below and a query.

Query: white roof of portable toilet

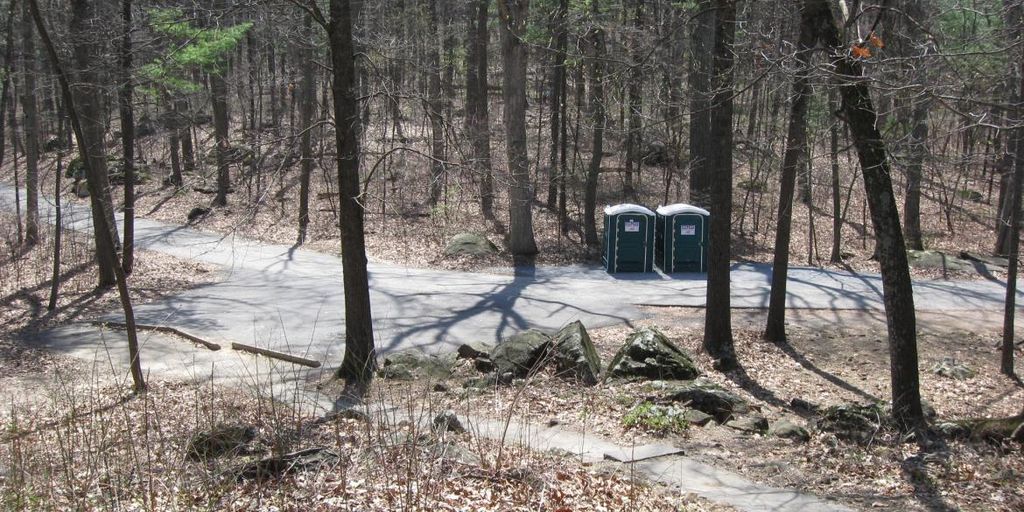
[656,204,710,217]
[604,203,655,216]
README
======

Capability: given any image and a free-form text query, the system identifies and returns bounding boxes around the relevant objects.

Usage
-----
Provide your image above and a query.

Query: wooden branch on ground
[230,342,322,368]
[93,321,222,351]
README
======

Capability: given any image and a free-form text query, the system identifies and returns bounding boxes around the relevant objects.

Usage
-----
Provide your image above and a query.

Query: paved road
[2,184,1020,369]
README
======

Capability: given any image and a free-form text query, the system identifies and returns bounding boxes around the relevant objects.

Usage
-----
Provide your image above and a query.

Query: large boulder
[906,250,974,272]
[444,233,498,257]
[930,357,975,380]
[550,321,601,385]
[489,329,551,378]
[768,419,811,442]
[815,402,887,444]
[656,379,749,423]
[378,350,456,380]
[606,327,700,381]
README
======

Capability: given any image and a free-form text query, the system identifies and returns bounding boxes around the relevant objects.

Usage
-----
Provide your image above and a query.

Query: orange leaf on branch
[869,33,885,48]
[851,44,872,58]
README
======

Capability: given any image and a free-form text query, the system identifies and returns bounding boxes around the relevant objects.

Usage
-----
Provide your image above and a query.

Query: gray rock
[378,350,456,380]
[906,250,974,272]
[726,415,769,434]
[489,329,551,378]
[550,321,602,385]
[444,233,499,257]
[432,411,466,434]
[930,357,976,380]
[456,342,493,361]
[606,327,700,381]
[679,408,714,427]
[657,379,749,423]
[187,424,256,460]
[815,402,887,444]
[768,419,811,442]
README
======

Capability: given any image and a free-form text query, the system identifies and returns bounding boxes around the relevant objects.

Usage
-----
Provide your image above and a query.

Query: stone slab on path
[312,393,851,512]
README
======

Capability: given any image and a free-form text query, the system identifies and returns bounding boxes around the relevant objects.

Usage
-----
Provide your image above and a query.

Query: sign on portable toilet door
[625,220,641,232]
[680,224,696,236]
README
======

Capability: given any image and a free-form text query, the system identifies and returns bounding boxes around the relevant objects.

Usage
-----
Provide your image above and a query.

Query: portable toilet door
[655,204,710,273]
[602,204,655,273]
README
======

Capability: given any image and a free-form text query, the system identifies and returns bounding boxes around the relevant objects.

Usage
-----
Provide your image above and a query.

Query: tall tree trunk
[901,0,933,251]
[426,0,446,208]
[624,0,644,201]
[1002,0,1024,377]
[499,0,538,256]
[810,0,924,431]
[32,0,145,393]
[330,0,376,389]
[177,98,195,174]
[20,0,40,247]
[546,0,567,210]
[765,1,814,344]
[211,71,230,207]
[583,0,606,248]
[0,0,13,176]
[465,0,495,221]
[829,90,844,263]
[688,0,714,208]
[118,0,135,274]
[297,14,315,245]
[48,106,66,311]
[168,109,183,187]
[702,0,737,370]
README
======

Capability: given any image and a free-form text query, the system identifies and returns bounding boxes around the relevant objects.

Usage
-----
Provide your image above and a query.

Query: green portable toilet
[603,204,655,273]
[655,204,710,273]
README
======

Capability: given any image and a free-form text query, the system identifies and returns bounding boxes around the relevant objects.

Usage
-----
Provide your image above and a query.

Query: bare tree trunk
[688,0,714,208]
[32,0,145,393]
[0,0,12,176]
[810,0,924,431]
[20,0,40,247]
[765,1,814,344]
[546,0,567,210]
[1002,1,1024,377]
[624,0,644,201]
[425,0,446,208]
[703,0,737,370]
[177,99,195,174]
[499,0,538,256]
[583,0,606,248]
[330,0,376,389]
[48,107,66,311]
[465,0,494,222]
[212,71,230,207]
[829,90,843,263]
[297,14,315,245]
[118,0,135,274]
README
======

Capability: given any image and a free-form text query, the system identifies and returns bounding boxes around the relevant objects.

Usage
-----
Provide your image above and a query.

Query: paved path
[3,183,1019,368]
[3,183,1001,511]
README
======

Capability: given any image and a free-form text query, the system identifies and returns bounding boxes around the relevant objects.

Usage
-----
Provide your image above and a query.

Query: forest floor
[2,125,1022,509]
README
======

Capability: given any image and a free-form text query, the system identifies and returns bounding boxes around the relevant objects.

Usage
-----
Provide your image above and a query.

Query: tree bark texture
[330,0,377,386]
[765,0,815,344]
[465,0,495,221]
[20,0,40,247]
[118,0,135,274]
[702,0,737,369]
[809,0,924,430]
[688,0,714,208]
[499,0,538,256]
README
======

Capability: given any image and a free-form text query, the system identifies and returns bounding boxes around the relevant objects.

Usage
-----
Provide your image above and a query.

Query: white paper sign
[624,220,641,232]
[680,225,696,236]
